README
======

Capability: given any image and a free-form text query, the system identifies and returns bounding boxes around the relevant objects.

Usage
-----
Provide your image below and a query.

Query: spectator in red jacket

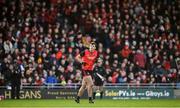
[134,50,146,69]
[121,45,132,58]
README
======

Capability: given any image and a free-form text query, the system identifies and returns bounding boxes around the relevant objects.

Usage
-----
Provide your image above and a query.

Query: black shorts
[94,79,103,86]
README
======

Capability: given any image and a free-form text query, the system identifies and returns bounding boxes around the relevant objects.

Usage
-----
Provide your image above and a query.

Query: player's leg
[75,77,86,103]
[99,86,103,99]
[16,84,20,99]
[93,86,99,99]
[77,80,86,97]
[11,84,15,99]
[86,76,94,103]
[93,86,96,99]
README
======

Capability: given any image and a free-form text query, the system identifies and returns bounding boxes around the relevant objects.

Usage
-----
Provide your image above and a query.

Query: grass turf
[0,99,180,108]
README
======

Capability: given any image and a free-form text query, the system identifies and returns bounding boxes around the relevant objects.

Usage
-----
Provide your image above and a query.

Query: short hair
[90,42,96,46]
[97,57,103,62]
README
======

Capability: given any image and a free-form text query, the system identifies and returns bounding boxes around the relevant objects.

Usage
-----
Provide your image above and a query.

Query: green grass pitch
[0,99,180,108]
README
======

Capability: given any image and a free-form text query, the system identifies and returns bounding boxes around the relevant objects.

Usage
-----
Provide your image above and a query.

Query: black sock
[93,92,96,99]
[100,92,103,99]
[89,97,92,100]
[77,96,80,100]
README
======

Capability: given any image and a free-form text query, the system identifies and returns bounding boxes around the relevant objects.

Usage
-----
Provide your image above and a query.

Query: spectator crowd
[0,0,179,86]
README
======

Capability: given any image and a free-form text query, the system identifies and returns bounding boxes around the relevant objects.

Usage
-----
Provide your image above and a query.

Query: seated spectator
[34,76,44,86]
[46,71,57,85]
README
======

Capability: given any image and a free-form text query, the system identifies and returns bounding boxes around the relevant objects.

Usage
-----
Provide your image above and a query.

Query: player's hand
[101,78,105,81]
[80,58,84,64]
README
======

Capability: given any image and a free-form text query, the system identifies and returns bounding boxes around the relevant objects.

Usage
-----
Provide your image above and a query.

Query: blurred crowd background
[0,0,179,86]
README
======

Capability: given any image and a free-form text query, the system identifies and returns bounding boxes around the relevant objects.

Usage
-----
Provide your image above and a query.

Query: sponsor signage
[0,89,79,99]
[104,88,174,99]
[0,88,174,99]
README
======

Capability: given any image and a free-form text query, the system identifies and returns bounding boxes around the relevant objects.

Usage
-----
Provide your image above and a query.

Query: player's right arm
[75,54,83,63]
[75,51,85,64]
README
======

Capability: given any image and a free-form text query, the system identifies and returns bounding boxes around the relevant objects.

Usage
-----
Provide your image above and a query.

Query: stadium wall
[174,90,180,98]
[0,87,178,99]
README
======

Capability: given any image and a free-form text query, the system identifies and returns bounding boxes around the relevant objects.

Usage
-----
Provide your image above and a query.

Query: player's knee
[80,85,86,91]
[82,86,86,90]
[88,84,93,88]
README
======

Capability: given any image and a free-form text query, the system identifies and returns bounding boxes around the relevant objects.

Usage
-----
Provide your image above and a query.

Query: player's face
[97,59,103,66]
[89,44,96,51]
